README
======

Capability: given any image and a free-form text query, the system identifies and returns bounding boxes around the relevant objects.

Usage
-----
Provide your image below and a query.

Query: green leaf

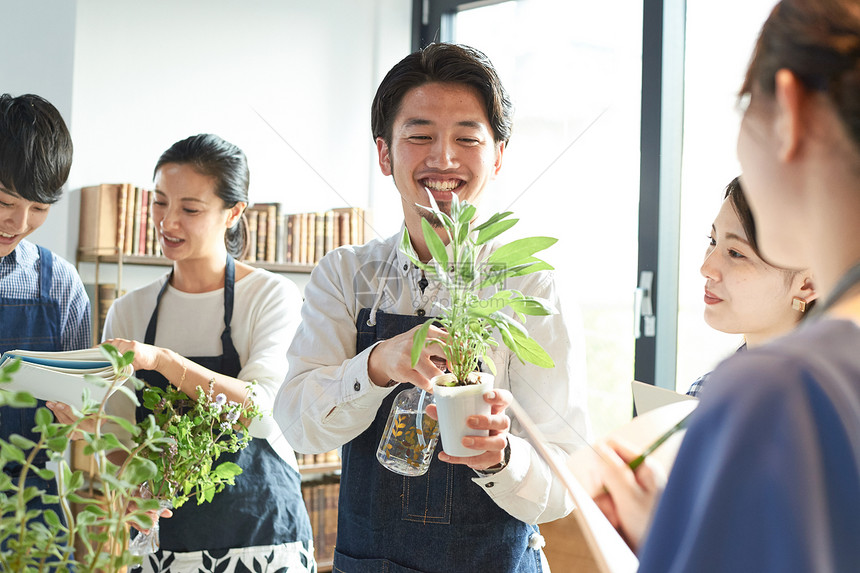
[476,217,518,245]
[1,441,26,463]
[9,434,37,450]
[466,290,514,318]
[42,509,61,527]
[46,437,69,453]
[483,352,497,376]
[410,320,434,368]
[509,327,555,368]
[487,237,558,266]
[34,467,55,481]
[113,384,141,407]
[213,461,242,479]
[6,391,37,407]
[34,407,53,427]
[421,217,449,269]
[507,296,557,316]
[125,456,158,483]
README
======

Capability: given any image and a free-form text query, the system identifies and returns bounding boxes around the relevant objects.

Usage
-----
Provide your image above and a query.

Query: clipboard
[631,380,697,414]
[509,398,699,573]
[508,400,639,573]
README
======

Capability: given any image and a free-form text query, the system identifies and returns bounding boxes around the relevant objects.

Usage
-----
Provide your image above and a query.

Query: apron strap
[36,245,53,301]
[143,255,238,366]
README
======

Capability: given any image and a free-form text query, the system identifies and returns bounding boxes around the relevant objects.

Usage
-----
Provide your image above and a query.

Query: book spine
[350,208,359,245]
[246,210,258,262]
[339,212,350,247]
[145,192,155,255]
[123,184,135,255]
[306,213,316,264]
[299,213,308,264]
[116,184,128,252]
[138,189,149,255]
[275,213,286,263]
[324,210,335,255]
[286,215,294,263]
[314,212,325,264]
[78,184,120,254]
[266,205,277,263]
[131,186,142,255]
[255,209,268,262]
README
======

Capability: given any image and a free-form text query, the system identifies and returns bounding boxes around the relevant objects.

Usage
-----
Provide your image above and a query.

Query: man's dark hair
[0,93,73,204]
[371,43,513,147]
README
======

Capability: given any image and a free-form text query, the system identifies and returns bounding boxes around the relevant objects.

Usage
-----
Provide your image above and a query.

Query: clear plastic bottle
[376,387,439,476]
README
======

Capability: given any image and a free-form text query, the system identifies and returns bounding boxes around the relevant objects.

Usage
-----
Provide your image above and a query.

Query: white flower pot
[433,372,495,457]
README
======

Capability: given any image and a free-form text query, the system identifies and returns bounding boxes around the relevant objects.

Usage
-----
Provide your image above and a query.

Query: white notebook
[0,348,131,410]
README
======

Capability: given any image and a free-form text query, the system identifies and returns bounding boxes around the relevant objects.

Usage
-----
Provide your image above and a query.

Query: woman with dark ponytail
[102,134,315,571]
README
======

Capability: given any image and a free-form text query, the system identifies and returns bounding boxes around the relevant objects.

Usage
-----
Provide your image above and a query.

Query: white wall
[1,0,77,260]
[4,0,411,270]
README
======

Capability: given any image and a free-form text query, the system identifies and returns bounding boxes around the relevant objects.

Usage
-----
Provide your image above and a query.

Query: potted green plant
[129,375,261,555]
[0,344,261,570]
[376,195,557,470]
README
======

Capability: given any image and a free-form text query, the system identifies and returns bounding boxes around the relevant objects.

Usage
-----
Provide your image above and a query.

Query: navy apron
[0,247,65,546]
[0,246,62,503]
[333,308,542,573]
[135,256,312,553]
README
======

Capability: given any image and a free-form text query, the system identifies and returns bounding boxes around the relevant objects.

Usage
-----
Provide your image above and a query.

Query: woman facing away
[687,176,816,397]
[99,134,314,572]
[597,1,860,570]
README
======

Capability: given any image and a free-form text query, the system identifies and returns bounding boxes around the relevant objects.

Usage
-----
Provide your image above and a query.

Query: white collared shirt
[274,227,591,524]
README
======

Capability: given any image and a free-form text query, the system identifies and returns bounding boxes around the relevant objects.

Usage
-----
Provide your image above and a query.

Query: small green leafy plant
[136,379,261,508]
[402,195,558,386]
[0,344,261,571]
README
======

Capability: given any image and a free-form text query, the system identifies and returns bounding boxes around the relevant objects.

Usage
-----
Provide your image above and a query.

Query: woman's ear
[228,201,247,228]
[774,69,810,163]
[797,275,819,304]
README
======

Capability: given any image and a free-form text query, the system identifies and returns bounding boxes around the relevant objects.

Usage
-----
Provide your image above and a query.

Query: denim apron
[333,308,542,573]
[0,246,62,512]
[135,256,312,553]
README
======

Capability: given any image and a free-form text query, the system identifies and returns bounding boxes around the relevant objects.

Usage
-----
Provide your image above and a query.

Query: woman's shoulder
[238,268,302,302]
[111,273,168,310]
[706,318,860,409]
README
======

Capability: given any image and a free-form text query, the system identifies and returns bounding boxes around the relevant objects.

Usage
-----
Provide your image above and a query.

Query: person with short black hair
[0,92,90,548]
[277,43,589,572]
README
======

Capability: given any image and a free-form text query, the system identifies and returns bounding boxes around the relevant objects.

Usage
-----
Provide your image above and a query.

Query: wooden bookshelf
[77,251,316,274]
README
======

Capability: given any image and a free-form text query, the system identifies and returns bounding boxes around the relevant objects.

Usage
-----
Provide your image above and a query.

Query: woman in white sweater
[103,134,314,573]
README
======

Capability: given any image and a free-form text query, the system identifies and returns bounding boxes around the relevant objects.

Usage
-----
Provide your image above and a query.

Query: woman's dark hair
[724,177,765,260]
[727,176,815,313]
[371,43,513,147]
[154,134,249,258]
[742,0,860,149]
[0,93,73,204]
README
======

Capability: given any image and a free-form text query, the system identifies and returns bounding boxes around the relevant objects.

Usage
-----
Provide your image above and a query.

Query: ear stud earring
[792,296,807,312]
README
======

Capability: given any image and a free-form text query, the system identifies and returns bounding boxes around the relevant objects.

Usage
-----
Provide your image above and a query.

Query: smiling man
[276,44,589,573]
[0,93,91,545]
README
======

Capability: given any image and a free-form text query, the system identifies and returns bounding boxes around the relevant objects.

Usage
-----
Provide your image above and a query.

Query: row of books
[301,476,340,566]
[79,183,162,257]
[78,183,370,265]
[244,204,368,264]
[296,450,340,468]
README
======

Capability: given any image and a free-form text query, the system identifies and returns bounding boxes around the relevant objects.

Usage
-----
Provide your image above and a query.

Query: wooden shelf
[76,251,316,273]
[298,462,342,476]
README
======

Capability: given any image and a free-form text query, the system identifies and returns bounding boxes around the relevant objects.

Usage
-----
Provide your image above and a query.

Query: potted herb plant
[376,195,557,469]
[0,344,261,569]
[129,367,261,555]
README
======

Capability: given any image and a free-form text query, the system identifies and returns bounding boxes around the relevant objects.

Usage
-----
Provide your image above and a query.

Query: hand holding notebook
[0,348,132,411]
